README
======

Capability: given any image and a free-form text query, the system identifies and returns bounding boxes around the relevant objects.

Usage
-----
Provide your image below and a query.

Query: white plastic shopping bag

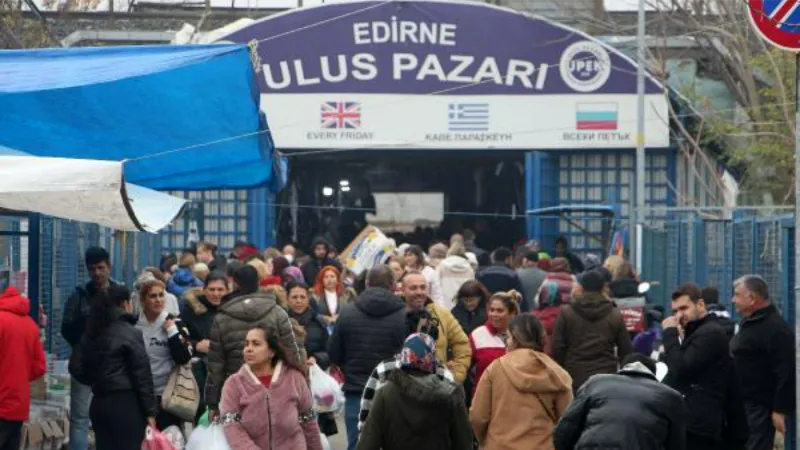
[309,364,345,413]
[186,424,230,450]
[320,433,331,450]
[161,426,185,450]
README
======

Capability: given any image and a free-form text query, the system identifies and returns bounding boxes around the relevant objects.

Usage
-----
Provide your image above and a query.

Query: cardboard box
[43,420,65,450]
[18,422,43,450]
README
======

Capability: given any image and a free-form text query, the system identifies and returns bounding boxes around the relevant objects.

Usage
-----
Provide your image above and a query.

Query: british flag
[763,0,800,31]
[320,102,361,129]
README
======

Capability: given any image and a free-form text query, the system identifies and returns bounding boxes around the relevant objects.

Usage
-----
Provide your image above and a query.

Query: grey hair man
[730,275,795,450]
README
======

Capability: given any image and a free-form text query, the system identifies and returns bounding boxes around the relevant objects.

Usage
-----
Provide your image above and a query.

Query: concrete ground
[326,415,347,450]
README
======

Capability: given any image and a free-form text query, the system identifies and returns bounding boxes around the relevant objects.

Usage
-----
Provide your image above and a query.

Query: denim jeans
[344,393,362,450]
[69,378,93,450]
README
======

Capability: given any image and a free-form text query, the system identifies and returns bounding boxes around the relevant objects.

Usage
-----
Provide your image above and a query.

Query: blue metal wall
[525,149,675,255]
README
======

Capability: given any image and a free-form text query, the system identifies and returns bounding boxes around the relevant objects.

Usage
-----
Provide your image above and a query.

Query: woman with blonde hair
[468,290,520,395]
[470,315,572,450]
[135,278,193,430]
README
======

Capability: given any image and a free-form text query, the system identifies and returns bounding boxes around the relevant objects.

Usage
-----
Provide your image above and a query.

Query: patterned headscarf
[282,266,306,285]
[537,280,561,309]
[399,333,437,374]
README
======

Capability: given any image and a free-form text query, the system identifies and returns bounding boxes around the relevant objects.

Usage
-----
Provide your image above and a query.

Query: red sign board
[621,306,646,333]
[748,0,800,51]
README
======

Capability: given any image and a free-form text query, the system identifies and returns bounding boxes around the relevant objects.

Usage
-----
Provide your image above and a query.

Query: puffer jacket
[552,292,633,391]
[553,362,686,450]
[181,288,219,350]
[328,287,408,393]
[426,300,472,383]
[437,256,475,310]
[0,287,46,421]
[289,308,330,370]
[81,308,157,418]
[167,267,202,299]
[470,348,573,450]
[205,291,303,407]
[357,370,472,450]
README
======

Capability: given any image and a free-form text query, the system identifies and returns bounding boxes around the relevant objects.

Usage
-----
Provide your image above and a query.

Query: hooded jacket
[553,362,686,450]
[470,348,573,450]
[206,291,303,407]
[0,287,46,421]
[300,237,342,288]
[328,287,408,393]
[552,292,633,390]
[436,256,475,310]
[167,267,203,299]
[357,370,472,450]
[220,362,323,450]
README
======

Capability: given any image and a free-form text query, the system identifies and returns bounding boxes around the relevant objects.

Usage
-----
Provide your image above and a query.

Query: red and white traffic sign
[748,0,800,51]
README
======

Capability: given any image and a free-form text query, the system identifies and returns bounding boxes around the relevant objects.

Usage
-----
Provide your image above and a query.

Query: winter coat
[533,279,569,356]
[517,267,547,308]
[437,256,475,310]
[478,265,529,312]
[181,288,219,351]
[62,280,122,381]
[289,308,330,370]
[206,291,303,407]
[706,303,736,341]
[135,311,193,396]
[358,370,472,450]
[81,307,157,418]
[328,287,408,393]
[451,300,487,336]
[470,348,573,450]
[553,362,686,450]
[609,277,638,299]
[469,322,506,394]
[167,267,203,299]
[220,362,322,450]
[731,304,796,415]
[313,288,357,320]
[426,300,472,383]
[0,287,46,421]
[552,292,633,390]
[663,315,745,442]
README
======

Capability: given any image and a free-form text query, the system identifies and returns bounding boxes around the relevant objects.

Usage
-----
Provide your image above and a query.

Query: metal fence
[641,210,796,450]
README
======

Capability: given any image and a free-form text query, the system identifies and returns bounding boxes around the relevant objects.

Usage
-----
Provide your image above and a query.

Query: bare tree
[641,0,795,204]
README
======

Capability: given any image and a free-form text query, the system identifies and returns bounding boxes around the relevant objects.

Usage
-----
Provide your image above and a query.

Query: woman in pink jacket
[220,324,322,450]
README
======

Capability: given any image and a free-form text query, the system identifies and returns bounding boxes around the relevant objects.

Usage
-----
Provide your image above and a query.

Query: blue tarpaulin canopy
[0,44,274,190]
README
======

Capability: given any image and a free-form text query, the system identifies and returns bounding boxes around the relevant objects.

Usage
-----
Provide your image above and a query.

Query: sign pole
[632,0,646,270]
[794,51,800,450]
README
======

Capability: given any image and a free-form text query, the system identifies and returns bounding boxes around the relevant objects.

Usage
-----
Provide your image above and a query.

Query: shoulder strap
[534,393,558,424]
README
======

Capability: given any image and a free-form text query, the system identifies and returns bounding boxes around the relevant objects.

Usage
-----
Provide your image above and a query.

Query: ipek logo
[559,40,612,93]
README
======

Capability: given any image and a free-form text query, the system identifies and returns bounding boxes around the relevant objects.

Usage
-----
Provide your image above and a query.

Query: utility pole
[794,53,800,448]
[632,0,646,269]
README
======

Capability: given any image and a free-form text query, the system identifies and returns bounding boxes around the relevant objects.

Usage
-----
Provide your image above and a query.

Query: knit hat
[399,333,437,374]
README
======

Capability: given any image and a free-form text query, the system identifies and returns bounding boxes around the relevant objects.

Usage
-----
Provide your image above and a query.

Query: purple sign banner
[220,0,665,96]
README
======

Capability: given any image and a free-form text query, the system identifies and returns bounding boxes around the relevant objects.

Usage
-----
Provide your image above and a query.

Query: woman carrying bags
[136,278,193,430]
[81,285,157,450]
[220,324,323,450]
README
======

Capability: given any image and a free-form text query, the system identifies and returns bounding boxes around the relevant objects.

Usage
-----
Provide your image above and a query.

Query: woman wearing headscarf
[534,257,576,310]
[533,280,566,356]
[470,315,573,450]
[357,333,473,450]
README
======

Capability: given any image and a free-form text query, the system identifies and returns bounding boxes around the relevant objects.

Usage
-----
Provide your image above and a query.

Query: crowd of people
[0,232,795,450]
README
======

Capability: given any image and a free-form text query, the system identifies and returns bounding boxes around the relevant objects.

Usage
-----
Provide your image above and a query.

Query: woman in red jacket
[0,286,46,450]
[468,290,520,397]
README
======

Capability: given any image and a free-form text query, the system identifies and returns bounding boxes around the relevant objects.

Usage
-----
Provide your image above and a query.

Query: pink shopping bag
[141,426,176,450]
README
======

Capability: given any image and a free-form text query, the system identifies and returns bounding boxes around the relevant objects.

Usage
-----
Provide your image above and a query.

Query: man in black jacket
[328,264,407,450]
[731,275,795,450]
[702,285,737,341]
[61,247,120,450]
[477,247,529,311]
[663,282,748,450]
[301,236,342,287]
[554,353,686,450]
